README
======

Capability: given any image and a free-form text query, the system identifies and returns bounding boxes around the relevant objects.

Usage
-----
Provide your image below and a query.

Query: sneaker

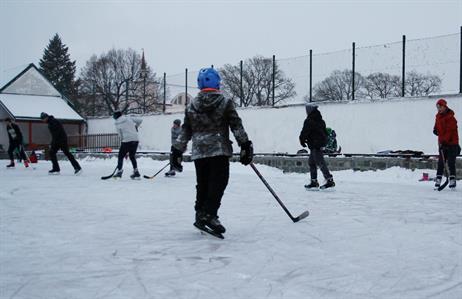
[165,170,176,177]
[113,169,123,179]
[434,176,442,188]
[48,169,60,175]
[320,177,335,189]
[6,161,15,168]
[205,214,226,234]
[130,169,141,180]
[304,179,319,189]
[449,176,456,189]
[74,167,82,175]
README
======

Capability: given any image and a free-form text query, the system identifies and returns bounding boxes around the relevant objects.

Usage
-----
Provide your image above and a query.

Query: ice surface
[1,158,461,298]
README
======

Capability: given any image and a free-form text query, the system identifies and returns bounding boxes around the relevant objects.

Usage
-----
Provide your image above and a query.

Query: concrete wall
[86,95,462,155]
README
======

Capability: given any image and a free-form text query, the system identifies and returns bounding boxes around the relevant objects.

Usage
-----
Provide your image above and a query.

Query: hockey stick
[101,166,118,180]
[143,162,170,179]
[437,149,449,191]
[250,162,309,223]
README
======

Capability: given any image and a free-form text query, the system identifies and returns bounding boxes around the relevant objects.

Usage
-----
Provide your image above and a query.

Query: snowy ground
[1,157,461,299]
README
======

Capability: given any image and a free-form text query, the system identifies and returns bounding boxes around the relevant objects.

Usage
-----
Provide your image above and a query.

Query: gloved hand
[299,138,307,148]
[240,140,253,166]
[171,146,183,172]
[433,127,438,136]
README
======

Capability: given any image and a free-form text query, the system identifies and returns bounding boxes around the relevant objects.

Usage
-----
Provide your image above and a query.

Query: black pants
[117,141,139,171]
[8,141,28,162]
[50,142,81,171]
[309,148,332,180]
[437,145,460,178]
[194,156,230,217]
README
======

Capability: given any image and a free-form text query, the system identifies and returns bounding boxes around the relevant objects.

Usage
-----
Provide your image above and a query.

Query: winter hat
[197,68,221,90]
[40,112,49,120]
[112,111,122,119]
[173,119,181,125]
[305,104,318,115]
[436,98,447,107]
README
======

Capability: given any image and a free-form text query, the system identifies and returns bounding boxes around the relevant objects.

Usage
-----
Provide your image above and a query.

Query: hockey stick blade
[292,210,310,222]
[437,178,449,191]
[101,167,117,180]
[144,162,170,180]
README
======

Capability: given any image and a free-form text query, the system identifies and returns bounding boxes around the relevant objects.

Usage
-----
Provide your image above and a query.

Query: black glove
[433,127,438,136]
[299,138,307,148]
[171,146,183,172]
[240,140,253,166]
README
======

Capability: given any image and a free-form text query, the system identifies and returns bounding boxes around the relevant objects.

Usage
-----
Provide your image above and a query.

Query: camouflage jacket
[173,90,249,160]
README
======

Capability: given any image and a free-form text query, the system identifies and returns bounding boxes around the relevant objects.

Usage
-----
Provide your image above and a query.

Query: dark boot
[434,176,442,188]
[449,176,456,189]
[6,161,15,168]
[48,169,60,175]
[130,169,141,180]
[113,169,123,179]
[205,214,226,234]
[304,179,319,189]
[320,177,335,189]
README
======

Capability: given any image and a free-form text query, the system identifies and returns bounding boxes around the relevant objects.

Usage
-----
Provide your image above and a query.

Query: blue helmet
[197,68,221,90]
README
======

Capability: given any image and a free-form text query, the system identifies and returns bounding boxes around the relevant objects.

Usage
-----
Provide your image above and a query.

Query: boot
[165,170,176,177]
[449,176,456,189]
[74,167,82,175]
[113,169,123,179]
[48,169,60,175]
[130,169,141,180]
[320,177,335,189]
[6,161,15,168]
[434,176,442,188]
[304,179,319,189]
[204,214,226,234]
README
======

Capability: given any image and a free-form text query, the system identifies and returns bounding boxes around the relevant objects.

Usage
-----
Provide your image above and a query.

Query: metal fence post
[459,26,462,94]
[185,68,188,106]
[352,42,356,101]
[272,55,276,106]
[309,49,312,102]
[240,60,243,107]
[163,72,166,113]
[402,35,406,97]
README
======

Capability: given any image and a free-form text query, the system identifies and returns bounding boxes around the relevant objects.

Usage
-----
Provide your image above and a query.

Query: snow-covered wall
[87,95,462,154]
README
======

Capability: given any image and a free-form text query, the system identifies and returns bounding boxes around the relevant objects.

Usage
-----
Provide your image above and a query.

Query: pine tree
[39,33,77,98]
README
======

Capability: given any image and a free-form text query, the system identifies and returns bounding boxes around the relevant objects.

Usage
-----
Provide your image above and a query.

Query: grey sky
[1,0,461,86]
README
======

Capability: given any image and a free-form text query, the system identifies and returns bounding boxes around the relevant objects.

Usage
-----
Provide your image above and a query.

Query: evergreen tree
[39,33,77,98]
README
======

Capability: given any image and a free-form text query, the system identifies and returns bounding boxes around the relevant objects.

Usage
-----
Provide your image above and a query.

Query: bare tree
[220,55,296,107]
[78,48,162,116]
[313,69,364,102]
[364,72,401,99]
[405,71,441,96]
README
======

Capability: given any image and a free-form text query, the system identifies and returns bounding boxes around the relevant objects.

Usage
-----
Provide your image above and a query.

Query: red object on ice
[421,172,429,181]
[102,147,113,153]
[29,151,38,163]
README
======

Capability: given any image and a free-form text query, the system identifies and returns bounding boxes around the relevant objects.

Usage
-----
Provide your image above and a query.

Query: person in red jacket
[433,98,460,189]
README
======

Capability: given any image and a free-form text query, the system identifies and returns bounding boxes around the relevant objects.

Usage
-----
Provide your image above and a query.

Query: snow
[1,158,461,298]
[0,93,84,121]
[87,95,462,154]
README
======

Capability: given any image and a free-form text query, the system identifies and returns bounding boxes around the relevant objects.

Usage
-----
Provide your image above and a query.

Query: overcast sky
[0,0,461,85]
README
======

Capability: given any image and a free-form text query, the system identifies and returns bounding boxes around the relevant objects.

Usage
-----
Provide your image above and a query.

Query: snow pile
[87,96,462,154]
[1,158,461,298]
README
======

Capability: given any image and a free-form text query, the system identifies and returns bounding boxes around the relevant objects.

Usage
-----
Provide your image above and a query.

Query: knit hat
[173,119,181,125]
[305,104,318,115]
[436,98,447,107]
[40,112,49,120]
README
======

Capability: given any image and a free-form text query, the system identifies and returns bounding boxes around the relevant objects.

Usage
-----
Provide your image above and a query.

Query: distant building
[0,63,85,151]
[166,92,193,113]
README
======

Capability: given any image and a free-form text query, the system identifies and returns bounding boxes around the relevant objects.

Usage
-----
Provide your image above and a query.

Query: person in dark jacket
[165,119,182,177]
[40,112,81,174]
[299,104,335,189]
[5,118,29,168]
[171,68,253,236]
[433,99,460,189]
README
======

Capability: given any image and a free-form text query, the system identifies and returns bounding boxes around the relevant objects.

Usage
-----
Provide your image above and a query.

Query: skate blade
[305,187,320,192]
[194,223,224,239]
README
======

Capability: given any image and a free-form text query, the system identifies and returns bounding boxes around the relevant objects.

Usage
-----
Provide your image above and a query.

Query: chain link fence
[158,29,461,113]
